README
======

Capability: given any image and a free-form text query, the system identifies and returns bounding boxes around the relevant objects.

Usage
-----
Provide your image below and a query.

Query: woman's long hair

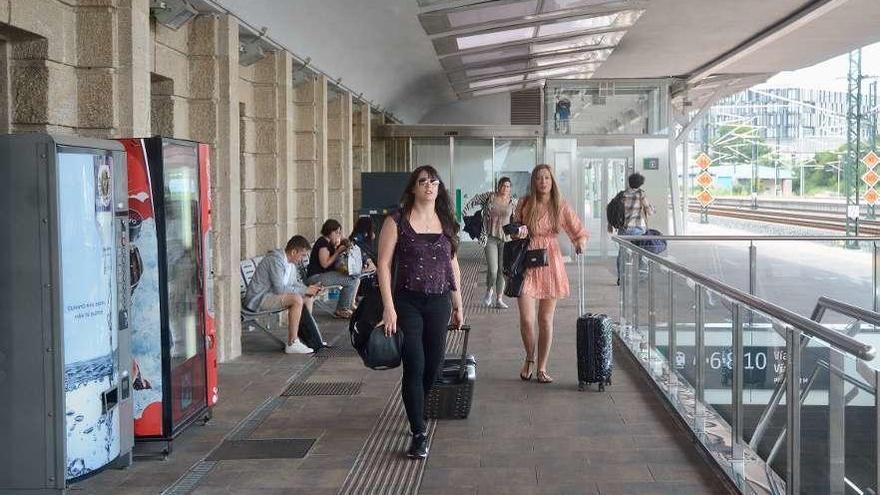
[349,216,374,242]
[400,165,460,255]
[521,164,562,234]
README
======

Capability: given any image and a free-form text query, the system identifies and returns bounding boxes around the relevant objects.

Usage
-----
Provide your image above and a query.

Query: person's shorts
[259,293,291,312]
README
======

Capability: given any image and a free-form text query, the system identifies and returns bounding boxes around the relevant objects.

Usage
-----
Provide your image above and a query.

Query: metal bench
[239,257,286,350]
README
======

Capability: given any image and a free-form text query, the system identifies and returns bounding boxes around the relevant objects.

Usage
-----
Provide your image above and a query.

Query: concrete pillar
[240,54,279,258]
[352,100,371,211]
[327,88,352,229]
[275,52,296,241]
[293,73,327,240]
[116,0,151,137]
[186,13,241,362]
[76,2,118,137]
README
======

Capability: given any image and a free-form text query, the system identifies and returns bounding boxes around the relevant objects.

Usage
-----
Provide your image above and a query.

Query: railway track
[688,202,880,235]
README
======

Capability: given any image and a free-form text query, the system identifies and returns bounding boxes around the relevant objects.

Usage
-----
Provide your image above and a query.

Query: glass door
[162,141,207,431]
[576,145,632,258]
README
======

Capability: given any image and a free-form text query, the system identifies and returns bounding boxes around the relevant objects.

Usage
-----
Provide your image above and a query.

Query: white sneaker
[494,298,509,309]
[482,289,494,307]
[285,340,312,354]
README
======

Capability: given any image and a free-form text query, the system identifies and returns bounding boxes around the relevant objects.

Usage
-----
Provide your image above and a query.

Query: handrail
[617,234,880,242]
[613,236,877,361]
[811,296,880,327]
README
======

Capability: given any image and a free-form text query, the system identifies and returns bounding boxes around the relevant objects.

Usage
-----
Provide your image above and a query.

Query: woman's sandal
[519,359,535,381]
[536,370,554,384]
[333,309,353,319]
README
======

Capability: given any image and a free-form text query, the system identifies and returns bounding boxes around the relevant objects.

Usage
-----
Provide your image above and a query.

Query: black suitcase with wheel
[574,254,613,391]
[426,325,475,419]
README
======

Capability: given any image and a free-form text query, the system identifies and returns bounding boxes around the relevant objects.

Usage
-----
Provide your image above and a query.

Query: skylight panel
[542,0,620,12]
[457,27,536,50]
[469,74,526,89]
[459,45,531,65]
[530,32,622,54]
[448,1,538,28]
[534,51,608,66]
[528,64,593,79]
[537,13,618,37]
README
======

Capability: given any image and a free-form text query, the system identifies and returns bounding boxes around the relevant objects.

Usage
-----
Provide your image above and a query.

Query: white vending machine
[0,134,133,494]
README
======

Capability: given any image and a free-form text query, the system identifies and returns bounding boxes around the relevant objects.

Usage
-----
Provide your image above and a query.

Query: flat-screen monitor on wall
[360,172,410,211]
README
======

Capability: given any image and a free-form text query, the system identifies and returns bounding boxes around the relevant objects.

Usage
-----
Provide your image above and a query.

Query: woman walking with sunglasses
[514,164,588,383]
[377,165,464,459]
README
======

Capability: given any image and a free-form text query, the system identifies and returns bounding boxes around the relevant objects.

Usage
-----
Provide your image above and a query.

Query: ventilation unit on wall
[510,88,541,125]
[150,0,198,30]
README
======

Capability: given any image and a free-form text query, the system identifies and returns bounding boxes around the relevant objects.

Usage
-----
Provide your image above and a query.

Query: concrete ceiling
[213,0,880,123]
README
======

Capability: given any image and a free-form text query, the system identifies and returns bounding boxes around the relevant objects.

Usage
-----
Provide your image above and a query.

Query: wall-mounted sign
[643,157,659,170]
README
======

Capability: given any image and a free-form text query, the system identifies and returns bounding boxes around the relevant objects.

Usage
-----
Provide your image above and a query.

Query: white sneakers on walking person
[285,340,312,354]
[482,289,495,307]
[494,297,509,309]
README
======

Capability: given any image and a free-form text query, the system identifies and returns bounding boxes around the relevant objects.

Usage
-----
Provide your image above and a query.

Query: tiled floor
[73,252,729,495]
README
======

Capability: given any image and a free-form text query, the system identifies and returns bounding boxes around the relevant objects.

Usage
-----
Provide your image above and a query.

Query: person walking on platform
[377,165,465,459]
[614,173,654,285]
[463,176,517,309]
[513,164,588,384]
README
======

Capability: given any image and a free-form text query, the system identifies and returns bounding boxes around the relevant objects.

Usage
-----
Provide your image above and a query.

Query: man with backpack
[607,173,654,285]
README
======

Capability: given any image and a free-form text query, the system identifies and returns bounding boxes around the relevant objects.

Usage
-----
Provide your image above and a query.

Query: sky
[758,40,880,92]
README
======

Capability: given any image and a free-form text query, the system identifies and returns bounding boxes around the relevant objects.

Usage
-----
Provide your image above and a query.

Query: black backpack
[606,191,626,230]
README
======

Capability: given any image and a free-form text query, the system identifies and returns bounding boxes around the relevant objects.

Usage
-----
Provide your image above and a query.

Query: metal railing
[613,235,880,495]
[617,234,880,313]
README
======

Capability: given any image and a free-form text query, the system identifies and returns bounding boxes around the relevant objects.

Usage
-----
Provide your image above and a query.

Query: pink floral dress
[516,200,589,299]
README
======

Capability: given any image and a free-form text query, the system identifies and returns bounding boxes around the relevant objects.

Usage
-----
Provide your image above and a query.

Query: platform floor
[73,246,728,495]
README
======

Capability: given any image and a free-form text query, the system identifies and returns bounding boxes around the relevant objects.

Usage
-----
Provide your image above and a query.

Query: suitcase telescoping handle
[577,252,586,316]
[447,324,471,380]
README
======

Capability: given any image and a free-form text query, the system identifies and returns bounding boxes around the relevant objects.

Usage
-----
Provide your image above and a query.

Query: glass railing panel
[843,354,877,495]
[635,253,651,364]
[660,239,754,294]
[671,272,697,422]
[739,310,788,482]
[751,239,874,319]
[700,287,733,458]
[649,264,671,392]
[798,334,834,495]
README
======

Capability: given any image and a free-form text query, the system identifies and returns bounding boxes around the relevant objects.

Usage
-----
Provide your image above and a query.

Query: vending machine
[118,137,216,452]
[0,134,133,493]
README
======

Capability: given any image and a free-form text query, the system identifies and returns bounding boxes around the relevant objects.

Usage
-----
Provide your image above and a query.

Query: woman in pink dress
[514,164,588,383]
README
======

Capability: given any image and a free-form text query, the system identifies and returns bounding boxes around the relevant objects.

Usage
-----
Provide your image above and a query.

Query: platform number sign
[862,151,880,205]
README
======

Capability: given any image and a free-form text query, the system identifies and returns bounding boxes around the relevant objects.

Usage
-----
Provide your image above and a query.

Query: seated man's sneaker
[285,340,312,354]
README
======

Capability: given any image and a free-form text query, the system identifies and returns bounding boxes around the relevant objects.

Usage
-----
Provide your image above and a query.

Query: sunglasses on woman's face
[417,177,441,188]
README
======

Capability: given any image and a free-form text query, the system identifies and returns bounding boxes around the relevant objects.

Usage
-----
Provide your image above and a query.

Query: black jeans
[395,289,452,434]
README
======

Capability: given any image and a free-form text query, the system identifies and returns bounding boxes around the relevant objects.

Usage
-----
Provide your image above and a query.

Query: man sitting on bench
[243,235,328,354]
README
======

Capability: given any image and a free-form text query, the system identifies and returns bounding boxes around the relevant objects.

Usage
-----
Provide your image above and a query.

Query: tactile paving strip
[281,381,362,397]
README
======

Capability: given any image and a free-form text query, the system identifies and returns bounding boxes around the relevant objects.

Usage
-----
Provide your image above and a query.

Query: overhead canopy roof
[213,0,880,122]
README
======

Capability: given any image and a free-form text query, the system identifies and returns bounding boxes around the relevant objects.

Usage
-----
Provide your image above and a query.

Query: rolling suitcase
[426,325,475,419]
[575,254,613,391]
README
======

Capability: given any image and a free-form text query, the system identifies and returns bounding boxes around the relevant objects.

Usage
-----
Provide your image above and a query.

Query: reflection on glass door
[162,142,207,429]
[578,146,631,258]
[453,138,493,223]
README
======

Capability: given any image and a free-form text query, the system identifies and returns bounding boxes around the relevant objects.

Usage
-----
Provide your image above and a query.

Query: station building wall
[0,0,372,362]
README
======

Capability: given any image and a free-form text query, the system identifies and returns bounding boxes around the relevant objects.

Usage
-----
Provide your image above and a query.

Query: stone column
[240,54,279,258]
[76,1,118,138]
[327,88,352,229]
[352,100,371,211]
[188,13,241,362]
[293,73,327,239]
[9,0,79,134]
[116,0,151,138]
[274,52,296,240]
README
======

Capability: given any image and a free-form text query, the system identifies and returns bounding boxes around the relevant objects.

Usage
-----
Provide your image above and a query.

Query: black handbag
[361,324,403,370]
[524,248,548,268]
[502,238,530,297]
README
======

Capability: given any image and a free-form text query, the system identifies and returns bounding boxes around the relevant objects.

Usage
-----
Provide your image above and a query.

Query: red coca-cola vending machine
[118,137,216,454]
